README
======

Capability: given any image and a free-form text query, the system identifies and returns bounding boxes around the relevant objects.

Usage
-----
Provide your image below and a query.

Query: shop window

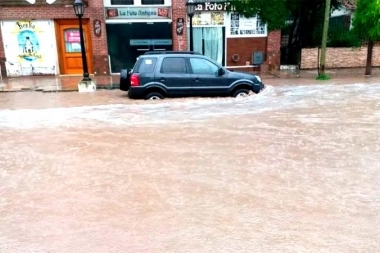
[111,0,134,5]
[64,29,83,53]
[106,22,173,72]
[188,27,225,65]
[141,0,164,4]
[161,58,187,74]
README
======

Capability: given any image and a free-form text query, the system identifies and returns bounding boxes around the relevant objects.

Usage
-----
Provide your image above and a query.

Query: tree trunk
[319,0,331,76]
[365,40,373,76]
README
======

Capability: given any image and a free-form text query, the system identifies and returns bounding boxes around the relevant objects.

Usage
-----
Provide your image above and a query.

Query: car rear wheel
[145,92,165,100]
[232,89,250,98]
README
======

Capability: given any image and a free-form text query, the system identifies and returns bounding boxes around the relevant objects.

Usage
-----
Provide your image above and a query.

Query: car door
[189,57,228,97]
[156,57,192,97]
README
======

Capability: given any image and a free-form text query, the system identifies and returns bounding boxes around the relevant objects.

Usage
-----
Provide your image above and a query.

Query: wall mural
[16,22,43,62]
[1,20,58,77]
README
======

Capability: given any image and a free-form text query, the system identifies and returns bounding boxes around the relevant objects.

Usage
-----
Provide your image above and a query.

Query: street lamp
[73,0,91,82]
[186,0,195,51]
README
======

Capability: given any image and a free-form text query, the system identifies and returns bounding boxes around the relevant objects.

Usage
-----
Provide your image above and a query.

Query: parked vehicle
[119,51,265,100]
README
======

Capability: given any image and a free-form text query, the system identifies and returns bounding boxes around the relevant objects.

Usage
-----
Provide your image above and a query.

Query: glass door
[106,22,173,73]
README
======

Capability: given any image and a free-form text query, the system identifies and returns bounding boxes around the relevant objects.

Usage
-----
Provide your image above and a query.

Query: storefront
[104,0,173,73]
[187,4,225,65]
[0,0,108,78]
[187,1,268,68]
[1,20,59,76]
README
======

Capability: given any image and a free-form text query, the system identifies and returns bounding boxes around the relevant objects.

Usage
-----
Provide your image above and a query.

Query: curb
[0,84,120,93]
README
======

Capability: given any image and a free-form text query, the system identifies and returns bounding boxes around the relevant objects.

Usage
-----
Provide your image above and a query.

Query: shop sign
[195,2,230,12]
[93,19,102,37]
[176,18,184,36]
[129,39,172,46]
[188,12,225,26]
[228,13,267,37]
[66,30,80,43]
[106,7,171,19]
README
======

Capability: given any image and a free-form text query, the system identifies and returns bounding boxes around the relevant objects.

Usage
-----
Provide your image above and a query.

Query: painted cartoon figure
[18,29,40,61]
[24,36,34,54]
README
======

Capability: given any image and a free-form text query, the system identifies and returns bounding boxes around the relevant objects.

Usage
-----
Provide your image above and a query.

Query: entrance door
[55,19,93,75]
[106,22,173,72]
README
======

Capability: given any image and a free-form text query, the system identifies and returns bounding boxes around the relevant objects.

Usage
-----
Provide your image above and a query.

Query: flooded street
[1,79,380,252]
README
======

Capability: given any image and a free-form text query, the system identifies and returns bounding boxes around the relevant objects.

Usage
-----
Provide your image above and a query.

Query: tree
[226,0,289,31]
[318,0,332,79]
[352,0,380,75]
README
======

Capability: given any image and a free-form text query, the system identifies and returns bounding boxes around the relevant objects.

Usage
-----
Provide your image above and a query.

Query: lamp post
[73,0,91,82]
[186,0,195,51]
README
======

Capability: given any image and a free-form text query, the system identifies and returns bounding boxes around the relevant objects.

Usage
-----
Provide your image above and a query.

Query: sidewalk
[0,68,379,92]
[0,75,120,92]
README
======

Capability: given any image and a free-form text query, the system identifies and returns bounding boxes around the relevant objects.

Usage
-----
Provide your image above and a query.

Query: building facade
[0,0,281,77]
[0,0,109,77]
[104,0,174,73]
[104,0,281,73]
[171,0,281,72]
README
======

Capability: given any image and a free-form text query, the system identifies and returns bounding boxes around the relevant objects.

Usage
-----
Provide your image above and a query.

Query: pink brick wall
[266,30,281,70]
[301,47,380,69]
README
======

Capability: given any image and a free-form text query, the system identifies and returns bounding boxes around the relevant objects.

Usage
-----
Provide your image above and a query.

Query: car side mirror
[217,68,225,76]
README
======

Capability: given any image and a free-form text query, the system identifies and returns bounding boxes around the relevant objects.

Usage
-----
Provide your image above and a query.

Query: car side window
[190,58,219,75]
[161,57,187,74]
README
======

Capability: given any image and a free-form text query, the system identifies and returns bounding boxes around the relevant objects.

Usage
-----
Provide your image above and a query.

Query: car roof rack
[143,51,201,55]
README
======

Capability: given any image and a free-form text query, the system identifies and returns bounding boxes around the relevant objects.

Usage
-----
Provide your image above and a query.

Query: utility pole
[319,0,331,77]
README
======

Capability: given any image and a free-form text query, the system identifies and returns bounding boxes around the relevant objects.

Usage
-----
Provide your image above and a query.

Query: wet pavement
[1,67,379,92]
[0,75,120,92]
[1,76,380,252]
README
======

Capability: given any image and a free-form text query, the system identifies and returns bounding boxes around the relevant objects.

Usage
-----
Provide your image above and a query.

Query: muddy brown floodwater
[0,79,380,253]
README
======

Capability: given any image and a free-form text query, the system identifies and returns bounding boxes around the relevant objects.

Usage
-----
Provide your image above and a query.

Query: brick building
[171,0,281,72]
[0,0,109,77]
[103,0,281,73]
[0,0,281,77]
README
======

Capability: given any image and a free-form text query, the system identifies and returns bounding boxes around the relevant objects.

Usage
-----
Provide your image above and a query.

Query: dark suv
[120,51,265,100]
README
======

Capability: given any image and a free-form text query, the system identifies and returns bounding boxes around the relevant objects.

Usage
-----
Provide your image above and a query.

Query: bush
[316,73,331,80]
[327,28,361,47]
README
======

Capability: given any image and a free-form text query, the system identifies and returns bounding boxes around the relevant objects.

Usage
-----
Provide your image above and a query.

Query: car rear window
[134,57,157,73]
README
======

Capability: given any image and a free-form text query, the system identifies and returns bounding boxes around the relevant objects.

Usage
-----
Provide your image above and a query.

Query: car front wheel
[232,89,250,98]
[145,92,165,100]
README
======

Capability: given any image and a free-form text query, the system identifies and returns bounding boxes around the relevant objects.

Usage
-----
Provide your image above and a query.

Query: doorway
[106,22,173,73]
[55,19,93,75]
[189,27,225,66]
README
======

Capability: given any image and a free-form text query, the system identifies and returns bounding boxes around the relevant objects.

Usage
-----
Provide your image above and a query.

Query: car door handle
[194,78,200,83]
[160,78,166,82]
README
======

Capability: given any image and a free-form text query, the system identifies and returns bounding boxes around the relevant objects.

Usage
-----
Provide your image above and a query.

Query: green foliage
[312,15,362,48]
[226,0,289,31]
[316,73,331,80]
[227,0,340,47]
[327,29,361,47]
[352,0,380,40]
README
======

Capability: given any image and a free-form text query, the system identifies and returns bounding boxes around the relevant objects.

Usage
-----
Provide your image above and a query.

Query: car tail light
[130,74,140,86]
